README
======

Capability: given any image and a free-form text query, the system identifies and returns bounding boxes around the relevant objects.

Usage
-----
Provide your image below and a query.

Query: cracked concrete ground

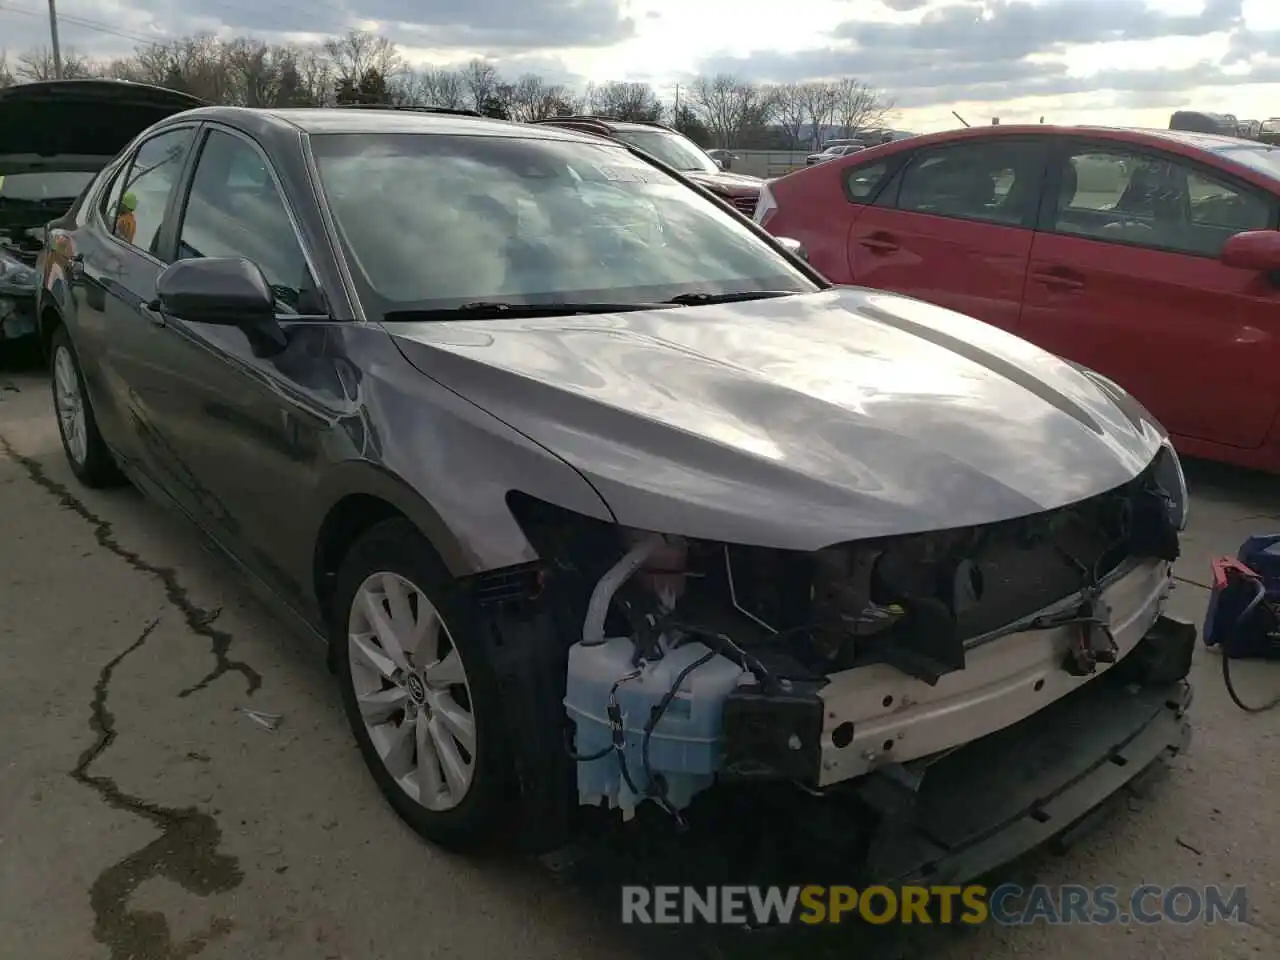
[2,361,1279,960]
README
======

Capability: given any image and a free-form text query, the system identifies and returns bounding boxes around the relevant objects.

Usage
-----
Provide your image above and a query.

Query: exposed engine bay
[0,224,45,267]
[501,445,1186,824]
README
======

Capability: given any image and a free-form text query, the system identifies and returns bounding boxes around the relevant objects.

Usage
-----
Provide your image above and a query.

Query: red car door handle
[860,234,899,253]
[1031,270,1085,291]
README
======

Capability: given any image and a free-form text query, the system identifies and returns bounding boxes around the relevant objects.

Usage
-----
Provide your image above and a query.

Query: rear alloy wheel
[49,325,125,488]
[332,518,512,851]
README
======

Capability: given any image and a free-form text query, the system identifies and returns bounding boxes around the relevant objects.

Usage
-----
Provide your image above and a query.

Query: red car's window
[1052,146,1273,258]
[842,160,892,203]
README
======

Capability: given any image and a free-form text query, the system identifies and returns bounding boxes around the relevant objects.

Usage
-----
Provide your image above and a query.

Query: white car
[805,143,866,165]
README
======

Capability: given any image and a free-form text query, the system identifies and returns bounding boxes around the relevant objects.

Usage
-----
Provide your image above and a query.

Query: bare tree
[834,77,892,138]
[588,81,662,121]
[504,74,575,121]
[110,35,235,103]
[405,68,467,109]
[16,46,98,81]
[173,35,237,104]
[773,83,810,148]
[224,39,298,107]
[105,43,167,85]
[294,46,334,106]
[2,28,899,150]
[687,73,774,148]
[460,59,500,113]
[800,81,840,149]
[323,29,402,85]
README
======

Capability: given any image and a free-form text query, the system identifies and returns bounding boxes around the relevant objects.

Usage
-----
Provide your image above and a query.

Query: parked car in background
[706,148,738,170]
[756,124,1280,472]
[534,116,764,216]
[805,144,866,165]
[1261,119,1280,146]
[37,104,1192,876]
[1169,111,1240,137]
[859,128,919,145]
[0,79,204,352]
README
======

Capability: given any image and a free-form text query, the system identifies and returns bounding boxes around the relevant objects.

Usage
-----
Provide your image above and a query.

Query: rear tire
[331,517,514,851]
[49,325,125,488]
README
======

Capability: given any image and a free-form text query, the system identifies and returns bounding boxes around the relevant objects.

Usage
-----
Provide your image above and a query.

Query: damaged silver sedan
[37,103,1193,872]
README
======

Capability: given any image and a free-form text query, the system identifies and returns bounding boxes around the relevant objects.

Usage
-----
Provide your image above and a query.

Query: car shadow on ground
[0,339,44,375]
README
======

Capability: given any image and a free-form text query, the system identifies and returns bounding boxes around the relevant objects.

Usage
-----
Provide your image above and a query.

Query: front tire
[49,325,125,488]
[331,518,514,851]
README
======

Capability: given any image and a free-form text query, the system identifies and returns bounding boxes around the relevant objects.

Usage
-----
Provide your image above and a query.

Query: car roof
[881,123,1247,150]
[173,105,613,144]
[845,123,1277,171]
[605,120,668,132]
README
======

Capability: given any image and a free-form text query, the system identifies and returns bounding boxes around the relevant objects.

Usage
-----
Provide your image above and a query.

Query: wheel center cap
[406,673,427,704]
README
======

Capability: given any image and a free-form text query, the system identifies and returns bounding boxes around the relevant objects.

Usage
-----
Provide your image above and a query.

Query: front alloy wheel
[348,572,477,811]
[332,518,511,851]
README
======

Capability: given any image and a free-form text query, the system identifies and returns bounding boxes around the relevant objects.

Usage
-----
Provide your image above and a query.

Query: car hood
[388,287,1165,550]
[684,170,763,195]
[0,79,205,175]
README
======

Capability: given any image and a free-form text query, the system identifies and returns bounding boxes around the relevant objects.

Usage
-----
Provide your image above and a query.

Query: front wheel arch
[38,303,64,362]
[309,463,476,620]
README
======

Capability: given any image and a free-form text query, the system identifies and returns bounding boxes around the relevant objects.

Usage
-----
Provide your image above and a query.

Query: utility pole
[48,0,63,79]
[673,82,680,119]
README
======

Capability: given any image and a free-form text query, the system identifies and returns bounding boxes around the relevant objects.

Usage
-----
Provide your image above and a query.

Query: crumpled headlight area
[0,250,38,292]
[505,491,797,656]
[1152,440,1189,532]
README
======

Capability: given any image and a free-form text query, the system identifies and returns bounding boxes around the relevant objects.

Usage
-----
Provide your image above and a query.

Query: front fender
[309,459,476,579]
[37,257,73,355]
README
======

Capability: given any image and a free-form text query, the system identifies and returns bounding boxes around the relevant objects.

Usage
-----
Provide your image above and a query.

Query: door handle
[1031,270,1085,291]
[860,234,900,253]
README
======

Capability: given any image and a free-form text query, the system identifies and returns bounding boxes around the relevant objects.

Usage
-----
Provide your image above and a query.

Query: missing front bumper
[720,615,1195,885]
[814,559,1174,786]
[858,669,1192,884]
[718,603,1194,798]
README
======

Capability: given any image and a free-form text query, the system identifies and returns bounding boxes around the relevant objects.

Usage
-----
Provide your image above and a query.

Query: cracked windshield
[2,2,1280,960]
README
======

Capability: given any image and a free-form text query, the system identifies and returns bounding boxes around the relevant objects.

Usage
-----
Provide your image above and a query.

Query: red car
[756,124,1280,472]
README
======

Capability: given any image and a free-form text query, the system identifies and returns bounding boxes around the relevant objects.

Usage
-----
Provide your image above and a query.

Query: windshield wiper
[663,290,799,306]
[384,300,671,322]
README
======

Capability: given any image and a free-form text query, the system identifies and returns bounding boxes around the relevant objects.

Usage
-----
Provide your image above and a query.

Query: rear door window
[894,140,1046,227]
[111,127,197,259]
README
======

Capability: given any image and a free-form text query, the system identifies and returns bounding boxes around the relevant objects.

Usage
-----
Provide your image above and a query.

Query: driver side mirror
[1221,230,1280,277]
[155,257,288,355]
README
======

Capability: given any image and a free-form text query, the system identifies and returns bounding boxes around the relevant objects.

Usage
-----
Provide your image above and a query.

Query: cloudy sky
[1,0,1278,130]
